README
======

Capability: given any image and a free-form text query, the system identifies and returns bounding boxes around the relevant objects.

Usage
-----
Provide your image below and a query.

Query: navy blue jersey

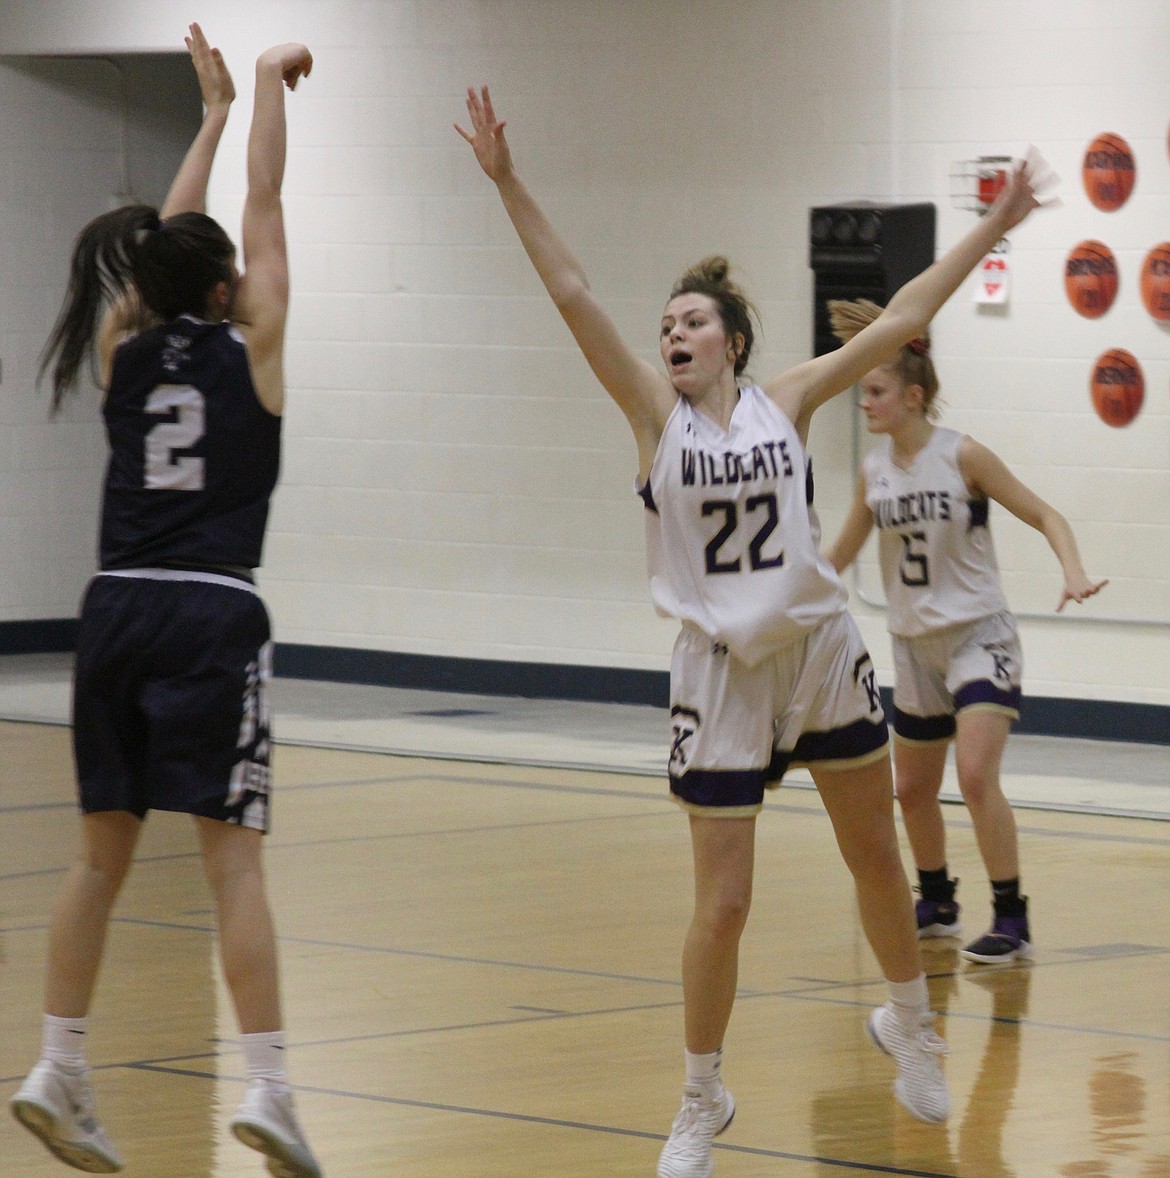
[100,316,281,571]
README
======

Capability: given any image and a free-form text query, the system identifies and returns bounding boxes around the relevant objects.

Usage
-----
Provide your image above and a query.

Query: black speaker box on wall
[808,202,937,356]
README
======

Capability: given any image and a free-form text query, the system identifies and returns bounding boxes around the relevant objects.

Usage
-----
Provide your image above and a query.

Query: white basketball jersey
[863,426,1009,637]
[640,385,847,666]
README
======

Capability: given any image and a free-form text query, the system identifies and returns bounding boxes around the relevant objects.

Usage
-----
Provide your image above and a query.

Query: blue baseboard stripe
[877,687,1166,746]
[0,619,78,654]
[274,643,668,708]
[3,625,1166,746]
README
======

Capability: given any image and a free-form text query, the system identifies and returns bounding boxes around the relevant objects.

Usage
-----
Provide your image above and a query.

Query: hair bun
[699,255,730,286]
[676,255,731,291]
[688,254,725,286]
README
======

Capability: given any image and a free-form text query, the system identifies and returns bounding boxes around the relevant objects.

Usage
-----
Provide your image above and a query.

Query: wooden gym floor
[1,663,1168,1176]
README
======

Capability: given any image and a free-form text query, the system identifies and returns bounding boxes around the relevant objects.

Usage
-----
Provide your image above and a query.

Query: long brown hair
[40,205,234,411]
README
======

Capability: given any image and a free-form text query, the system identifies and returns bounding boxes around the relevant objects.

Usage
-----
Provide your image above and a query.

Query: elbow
[877,288,929,337]
[885,304,929,342]
[552,276,592,314]
[1038,507,1071,539]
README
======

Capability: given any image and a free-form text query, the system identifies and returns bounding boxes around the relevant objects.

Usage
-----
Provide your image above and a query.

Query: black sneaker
[960,912,1032,965]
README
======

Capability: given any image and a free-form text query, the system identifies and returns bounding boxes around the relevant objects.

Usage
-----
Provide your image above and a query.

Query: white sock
[685,1047,723,1094]
[887,974,930,1027]
[43,1014,88,1071]
[240,1030,288,1083]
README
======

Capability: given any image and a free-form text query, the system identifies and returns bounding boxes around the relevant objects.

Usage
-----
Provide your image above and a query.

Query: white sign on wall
[974,239,1011,304]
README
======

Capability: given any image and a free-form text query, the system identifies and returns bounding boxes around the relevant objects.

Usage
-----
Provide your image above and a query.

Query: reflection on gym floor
[2,687,1168,1176]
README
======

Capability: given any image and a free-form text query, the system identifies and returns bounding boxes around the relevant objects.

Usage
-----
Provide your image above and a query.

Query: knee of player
[954,764,1002,806]
[893,771,943,809]
[697,887,753,939]
[75,854,133,899]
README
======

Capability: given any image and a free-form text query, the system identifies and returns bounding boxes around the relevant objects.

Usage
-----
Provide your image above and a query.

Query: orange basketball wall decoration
[1082,133,1136,211]
[1139,243,1170,321]
[1090,348,1144,427]
[1064,240,1118,318]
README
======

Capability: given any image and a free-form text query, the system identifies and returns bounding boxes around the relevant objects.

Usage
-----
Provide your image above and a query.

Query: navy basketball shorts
[891,610,1023,744]
[72,571,273,830]
[667,610,890,816]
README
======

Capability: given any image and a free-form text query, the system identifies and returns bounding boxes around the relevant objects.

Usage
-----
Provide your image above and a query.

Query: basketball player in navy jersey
[825,301,1105,966]
[9,26,322,1177]
[458,87,1051,1178]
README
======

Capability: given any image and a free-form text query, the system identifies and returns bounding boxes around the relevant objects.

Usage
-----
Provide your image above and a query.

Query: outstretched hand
[258,42,314,90]
[454,85,513,184]
[989,146,1059,232]
[1056,575,1108,612]
[185,22,234,108]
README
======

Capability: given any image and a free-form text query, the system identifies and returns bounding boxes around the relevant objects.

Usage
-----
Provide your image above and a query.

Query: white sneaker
[657,1084,735,1178]
[9,1058,124,1173]
[867,1003,951,1123]
[230,1078,323,1178]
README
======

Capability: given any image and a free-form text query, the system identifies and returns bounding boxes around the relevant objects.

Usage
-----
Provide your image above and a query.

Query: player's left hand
[1056,575,1108,611]
[991,146,1060,231]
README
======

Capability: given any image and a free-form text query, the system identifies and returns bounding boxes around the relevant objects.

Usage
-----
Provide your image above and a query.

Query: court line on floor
[272,734,1170,821]
[112,1061,967,1177]
[271,762,1170,845]
[5,903,1165,1051]
[0,790,825,886]
[5,744,1169,847]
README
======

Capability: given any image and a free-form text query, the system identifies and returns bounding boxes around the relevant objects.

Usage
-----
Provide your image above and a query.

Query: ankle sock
[917,866,955,902]
[991,878,1026,918]
[240,1030,288,1083]
[684,1047,723,1094]
[887,974,930,1027]
[42,1014,88,1071]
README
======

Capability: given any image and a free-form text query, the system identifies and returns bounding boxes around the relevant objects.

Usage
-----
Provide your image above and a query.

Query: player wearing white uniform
[865,425,1024,738]
[827,308,1106,971]
[866,426,1010,640]
[643,385,888,813]
[458,87,1051,1177]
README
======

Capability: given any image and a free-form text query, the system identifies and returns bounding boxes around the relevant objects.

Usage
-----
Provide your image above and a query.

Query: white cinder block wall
[0,51,197,619]
[0,0,1167,704]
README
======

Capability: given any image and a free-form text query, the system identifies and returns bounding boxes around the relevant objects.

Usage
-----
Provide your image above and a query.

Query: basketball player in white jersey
[825,304,1105,971]
[457,86,1049,1178]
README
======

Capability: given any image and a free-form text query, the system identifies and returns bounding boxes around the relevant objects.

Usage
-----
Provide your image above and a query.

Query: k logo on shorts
[669,705,701,774]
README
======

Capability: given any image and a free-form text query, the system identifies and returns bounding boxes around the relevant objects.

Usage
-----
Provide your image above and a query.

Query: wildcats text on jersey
[680,438,794,488]
[873,490,952,529]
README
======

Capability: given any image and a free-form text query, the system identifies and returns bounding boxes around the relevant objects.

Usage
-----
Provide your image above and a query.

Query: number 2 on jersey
[144,385,206,491]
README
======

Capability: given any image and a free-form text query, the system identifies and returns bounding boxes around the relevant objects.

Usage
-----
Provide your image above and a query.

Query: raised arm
[958,437,1108,611]
[767,153,1054,439]
[825,473,876,574]
[456,86,674,472]
[230,41,312,415]
[160,24,235,218]
[96,23,235,385]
